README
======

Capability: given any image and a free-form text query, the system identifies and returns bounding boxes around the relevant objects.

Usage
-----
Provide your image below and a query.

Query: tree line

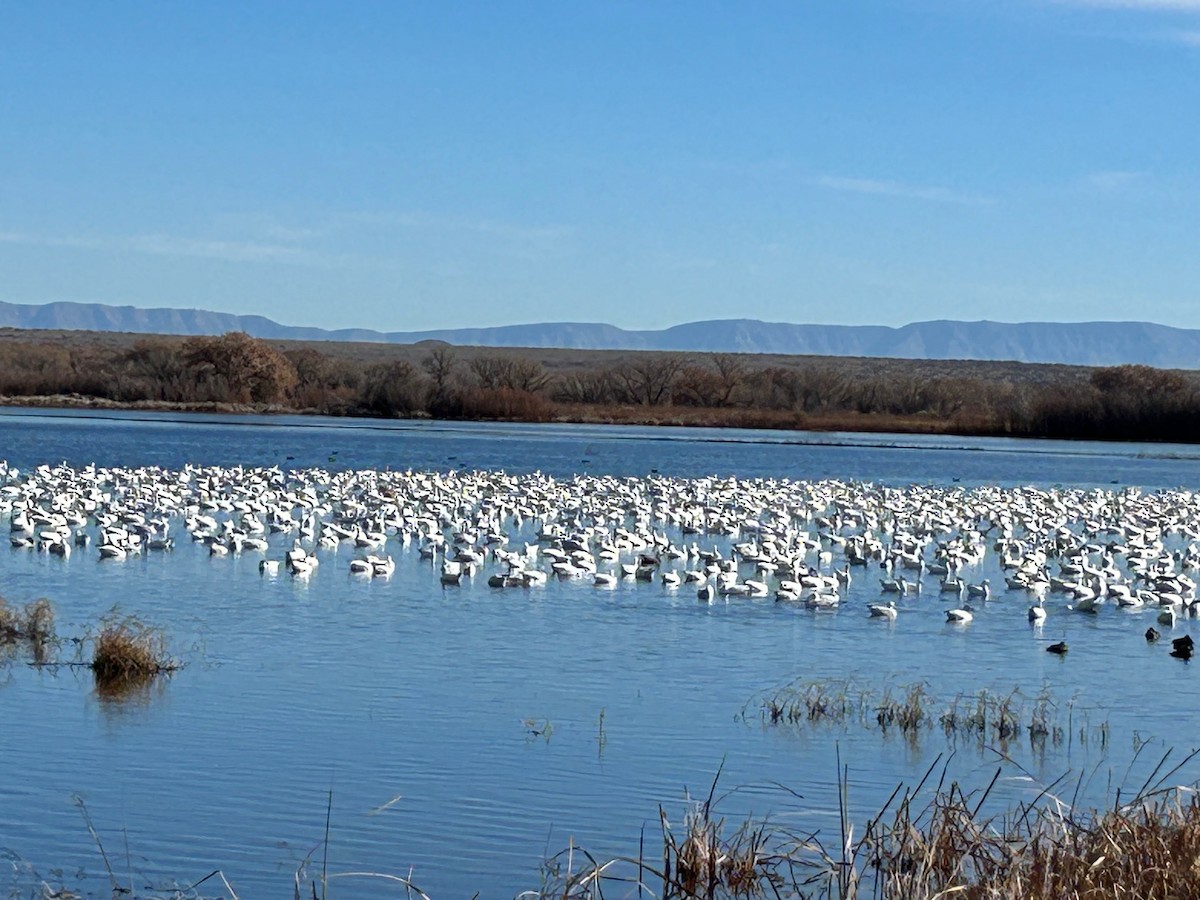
[0,331,1196,442]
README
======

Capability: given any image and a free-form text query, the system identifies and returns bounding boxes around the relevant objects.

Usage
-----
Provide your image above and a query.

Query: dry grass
[819,749,1200,900]
[524,748,1200,899]
[0,595,56,665]
[90,611,177,692]
[0,595,55,643]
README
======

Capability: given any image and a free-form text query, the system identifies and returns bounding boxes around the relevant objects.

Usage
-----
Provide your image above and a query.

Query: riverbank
[0,393,1028,440]
[1,328,1196,443]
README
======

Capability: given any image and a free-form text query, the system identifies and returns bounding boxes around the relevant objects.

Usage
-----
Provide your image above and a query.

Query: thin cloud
[0,229,311,264]
[1053,0,1200,9]
[1083,169,1147,190]
[811,175,990,206]
[1164,28,1200,43]
[339,210,572,243]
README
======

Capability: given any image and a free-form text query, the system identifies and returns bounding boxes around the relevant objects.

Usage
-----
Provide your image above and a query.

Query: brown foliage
[1091,363,1191,396]
[458,387,553,421]
[361,360,430,417]
[285,347,363,412]
[182,332,298,404]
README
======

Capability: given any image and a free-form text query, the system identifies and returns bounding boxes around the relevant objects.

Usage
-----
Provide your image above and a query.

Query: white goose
[868,600,898,620]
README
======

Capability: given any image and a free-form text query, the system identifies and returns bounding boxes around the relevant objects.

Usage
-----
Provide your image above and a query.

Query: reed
[874,683,928,738]
[757,678,868,727]
[0,595,55,643]
[753,679,1110,751]
[657,766,782,898]
[526,748,1200,899]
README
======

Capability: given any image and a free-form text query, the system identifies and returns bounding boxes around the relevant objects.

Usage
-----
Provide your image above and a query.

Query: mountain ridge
[0,300,1196,369]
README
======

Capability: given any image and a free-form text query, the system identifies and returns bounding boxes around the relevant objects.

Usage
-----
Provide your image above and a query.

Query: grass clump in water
[90,610,177,692]
[874,682,928,738]
[0,595,55,643]
[757,678,867,727]
[0,595,56,665]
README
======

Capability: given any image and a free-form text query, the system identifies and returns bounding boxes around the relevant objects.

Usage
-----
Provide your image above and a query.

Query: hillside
[0,301,1196,368]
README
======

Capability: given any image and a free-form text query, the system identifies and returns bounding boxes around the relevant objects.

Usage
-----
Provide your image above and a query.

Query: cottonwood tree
[285,348,363,410]
[362,360,430,416]
[1090,364,1192,398]
[468,355,551,393]
[674,354,748,407]
[183,332,298,404]
[611,354,684,406]
[553,369,617,404]
[423,346,458,393]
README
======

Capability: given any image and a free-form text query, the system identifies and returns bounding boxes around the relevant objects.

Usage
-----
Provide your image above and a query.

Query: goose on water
[868,600,898,620]
[1027,596,1046,623]
[965,580,990,601]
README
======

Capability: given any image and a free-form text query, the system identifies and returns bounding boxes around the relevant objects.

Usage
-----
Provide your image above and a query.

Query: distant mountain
[1,300,1197,369]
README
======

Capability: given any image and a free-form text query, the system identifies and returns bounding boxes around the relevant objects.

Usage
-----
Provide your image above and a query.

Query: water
[1,410,1199,898]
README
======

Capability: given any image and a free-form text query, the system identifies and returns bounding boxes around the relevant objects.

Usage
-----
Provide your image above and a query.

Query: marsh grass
[90,610,178,693]
[35,750,1200,899]
[525,747,1200,899]
[758,678,870,727]
[751,679,1109,752]
[0,595,55,643]
[0,595,56,669]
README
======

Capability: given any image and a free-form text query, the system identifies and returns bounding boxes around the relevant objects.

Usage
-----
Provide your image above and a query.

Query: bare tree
[468,355,551,393]
[711,354,747,406]
[422,345,460,395]
[554,369,618,404]
[612,354,684,406]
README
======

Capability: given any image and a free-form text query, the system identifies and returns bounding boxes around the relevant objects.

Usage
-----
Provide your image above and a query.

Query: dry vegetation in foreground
[518,750,1200,900]
[17,756,1200,900]
[1,327,1198,442]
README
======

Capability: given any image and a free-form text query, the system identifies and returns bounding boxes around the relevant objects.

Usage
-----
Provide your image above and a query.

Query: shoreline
[0,393,1028,442]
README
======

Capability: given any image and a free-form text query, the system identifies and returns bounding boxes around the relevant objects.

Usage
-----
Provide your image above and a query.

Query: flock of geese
[3,461,1200,644]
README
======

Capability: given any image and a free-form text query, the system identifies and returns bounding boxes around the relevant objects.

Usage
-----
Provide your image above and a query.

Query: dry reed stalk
[0,595,54,643]
[529,748,1200,900]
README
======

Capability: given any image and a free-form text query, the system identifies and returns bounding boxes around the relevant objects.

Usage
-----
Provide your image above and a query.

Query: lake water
[1,409,1200,898]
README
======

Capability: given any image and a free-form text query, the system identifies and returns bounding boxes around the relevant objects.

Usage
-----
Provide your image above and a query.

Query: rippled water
[1,410,1199,897]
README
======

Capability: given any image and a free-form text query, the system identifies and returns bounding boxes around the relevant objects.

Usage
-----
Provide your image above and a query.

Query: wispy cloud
[810,175,989,206]
[339,210,572,243]
[0,208,575,270]
[1083,169,1147,190]
[1163,27,1200,43]
[0,229,311,264]
[1053,0,1200,10]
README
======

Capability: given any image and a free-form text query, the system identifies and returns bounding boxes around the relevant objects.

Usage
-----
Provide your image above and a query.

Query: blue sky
[1,1,1198,332]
